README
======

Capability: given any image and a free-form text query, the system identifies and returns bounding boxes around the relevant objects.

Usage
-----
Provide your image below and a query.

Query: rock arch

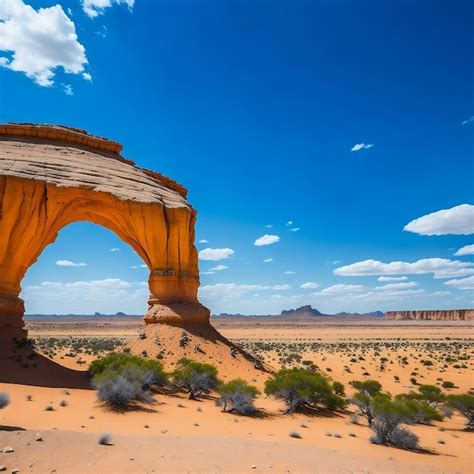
[0,123,210,339]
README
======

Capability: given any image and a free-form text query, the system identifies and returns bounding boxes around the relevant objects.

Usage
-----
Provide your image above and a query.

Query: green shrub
[172,358,220,400]
[442,381,455,389]
[333,381,346,397]
[447,394,474,431]
[90,353,167,408]
[394,396,443,424]
[264,368,345,413]
[217,379,259,415]
[350,380,382,397]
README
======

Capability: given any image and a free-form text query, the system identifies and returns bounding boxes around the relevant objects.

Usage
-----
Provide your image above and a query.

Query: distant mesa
[281,305,323,317]
[385,309,473,321]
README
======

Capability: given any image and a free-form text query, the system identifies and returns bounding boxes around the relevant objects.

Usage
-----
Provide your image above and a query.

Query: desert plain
[0,315,472,473]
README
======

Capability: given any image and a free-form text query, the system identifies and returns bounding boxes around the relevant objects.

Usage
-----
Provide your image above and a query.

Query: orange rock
[0,123,210,338]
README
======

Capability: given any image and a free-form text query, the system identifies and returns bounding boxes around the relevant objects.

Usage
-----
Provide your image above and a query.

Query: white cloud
[431,291,451,296]
[210,264,228,272]
[198,239,209,244]
[0,0,88,86]
[375,281,417,290]
[199,283,271,301]
[22,278,147,314]
[288,227,300,232]
[198,248,234,261]
[332,260,341,265]
[82,0,135,19]
[272,284,291,291]
[56,259,86,267]
[300,282,319,289]
[334,258,474,279]
[63,84,73,96]
[462,116,474,125]
[313,284,364,296]
[454,244,474,256]
[286,221,293,226]
[254,234,280,246]
[82,72,92,81]
[377,276,408,282]
[131,264,147,269]
[285,271,296,275]
[263,258,273,263]
[265,224,273,229]
[351,143,374,152]
[444,276,474,290]
[354,289,424,301]
[110,248,120,252]
[404,204,474,236]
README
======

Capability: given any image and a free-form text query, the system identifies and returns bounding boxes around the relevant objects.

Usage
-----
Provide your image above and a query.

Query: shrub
[0,392,10,409]
[417,385,446,406]
[98,433,111,445]
[395,397,443,425]
[349,380,385,425]
[446,394,474,431]
[172,358,220,400]
[370,398,419,450]
[217,379,259,415]
[264,368,345,413]
[442,381,455,389]
[350,380,382,397]
[90,353,167,408]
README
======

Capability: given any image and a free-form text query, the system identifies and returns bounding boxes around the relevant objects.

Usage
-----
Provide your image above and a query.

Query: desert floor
[0,316,472,473]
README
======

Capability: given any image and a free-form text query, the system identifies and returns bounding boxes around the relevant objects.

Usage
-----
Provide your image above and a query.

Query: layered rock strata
[385,310,473,321]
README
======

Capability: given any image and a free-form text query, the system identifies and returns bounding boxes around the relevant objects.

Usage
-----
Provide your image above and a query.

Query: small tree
[172,358,220,400]
[333,381,345,397]
[417,385,446,406]
[217,379,259,415]
[349,380,384,425]
[395,396,443,425]
[0,392,10,409]
[264,368,345,414]
[447,394,474,431]
[370,398,419,450]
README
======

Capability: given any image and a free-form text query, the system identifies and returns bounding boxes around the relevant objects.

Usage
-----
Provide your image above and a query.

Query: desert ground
[0,316,472,473]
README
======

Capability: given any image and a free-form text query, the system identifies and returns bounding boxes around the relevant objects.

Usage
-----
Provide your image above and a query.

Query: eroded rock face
[385,310,473,321]
[0,123,210,338]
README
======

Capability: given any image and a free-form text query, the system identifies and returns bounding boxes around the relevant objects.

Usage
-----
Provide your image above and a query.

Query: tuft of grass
[289,431,302,439]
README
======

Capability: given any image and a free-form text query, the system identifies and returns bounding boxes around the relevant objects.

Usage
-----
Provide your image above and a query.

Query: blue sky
[0,0,473,315]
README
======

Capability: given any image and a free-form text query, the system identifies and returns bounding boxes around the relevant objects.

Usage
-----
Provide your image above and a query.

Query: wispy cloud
[254,234,280,246]
[300,282,319,289]
[263,258,274,263]
[444,275,474,290]
[82,0,135,19]
[286,221,293,226]
[377,276,408,282]
[288,227,300,232]
[56,260,86,267]
[198,239,209,244]
[110,248,120,252]
[404,204,474,235]
[351,143,374,152]
[462,116,474,125]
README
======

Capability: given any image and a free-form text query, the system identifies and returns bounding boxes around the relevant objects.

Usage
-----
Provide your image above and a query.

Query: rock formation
[0,123,210,339]
[385,310,473,321]
[280,305,323,317]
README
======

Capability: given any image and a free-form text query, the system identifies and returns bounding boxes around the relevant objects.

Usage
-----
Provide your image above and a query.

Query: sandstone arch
[0,123,210,339]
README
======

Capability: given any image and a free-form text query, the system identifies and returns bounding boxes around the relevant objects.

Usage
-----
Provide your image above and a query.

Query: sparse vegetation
[447,394,474,431]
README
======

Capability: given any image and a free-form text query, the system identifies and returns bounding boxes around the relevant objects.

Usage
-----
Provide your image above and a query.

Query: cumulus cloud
[404,204,474,236]
[198,248,234,261]
[0,0,88,86]
[334,258,474,279]
[82,72,92,81]
[377,276,408,282]
[56,260,86,267]
[454,244,474,256]
[22,278,147,314]
[444,276,474,290]
[300,282,319,289]
[82,0,135,19]
[254,234,280,246]
[351,143,374,152]
[199,282,291,301]
[263,258,274,263]
[462,116,474,125]
[63,84,73,96]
